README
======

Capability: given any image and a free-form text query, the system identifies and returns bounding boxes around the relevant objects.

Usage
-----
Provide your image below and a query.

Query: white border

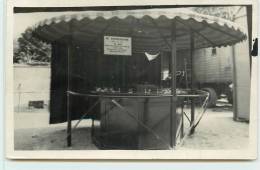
[4,0,258,160]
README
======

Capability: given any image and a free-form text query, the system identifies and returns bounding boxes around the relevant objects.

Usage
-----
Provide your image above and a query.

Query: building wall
[232,6,251,120]
[13,64,51,111]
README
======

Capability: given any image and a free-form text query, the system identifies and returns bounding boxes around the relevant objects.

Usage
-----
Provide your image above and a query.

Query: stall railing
[65,89,209,149]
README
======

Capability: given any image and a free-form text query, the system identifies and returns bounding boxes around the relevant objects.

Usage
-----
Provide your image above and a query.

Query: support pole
[181,101,184,139]
[91,118,95,138]
[189,31,195,135]
[231,45,238,120]
[67,21,73,147]
[122,56,126,89]
[67,43,72,147]
[170,20,177,148]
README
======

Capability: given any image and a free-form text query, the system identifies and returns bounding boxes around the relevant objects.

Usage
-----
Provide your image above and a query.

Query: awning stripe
[31,8,247,50]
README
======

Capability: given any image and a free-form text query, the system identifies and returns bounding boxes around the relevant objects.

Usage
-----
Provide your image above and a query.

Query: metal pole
[181,101,184,139]
[231,14,239,120]
[67,21,73,147]
[184,59,188,89]
[190,31,195,135]
[67,44,72,147]
[170,20,177,148]
[231,45,238,120]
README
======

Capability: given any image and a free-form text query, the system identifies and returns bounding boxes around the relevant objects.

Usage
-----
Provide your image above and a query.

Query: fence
[14,65,50,113]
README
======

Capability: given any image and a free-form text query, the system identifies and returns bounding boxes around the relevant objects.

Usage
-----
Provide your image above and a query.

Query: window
[212,48,217,55]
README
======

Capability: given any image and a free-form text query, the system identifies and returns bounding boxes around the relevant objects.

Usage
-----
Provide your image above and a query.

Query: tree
[191,6,239,21]
[14,28,51,64]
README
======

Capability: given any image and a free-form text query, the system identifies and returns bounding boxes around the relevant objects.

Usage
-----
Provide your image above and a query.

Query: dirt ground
[14,99,249,150]
[179,105,249,150]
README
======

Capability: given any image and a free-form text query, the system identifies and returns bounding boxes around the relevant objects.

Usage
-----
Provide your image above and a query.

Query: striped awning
[31,8,247,52]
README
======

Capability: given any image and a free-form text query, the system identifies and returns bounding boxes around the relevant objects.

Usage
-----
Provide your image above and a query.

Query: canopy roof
[32,8,247,52]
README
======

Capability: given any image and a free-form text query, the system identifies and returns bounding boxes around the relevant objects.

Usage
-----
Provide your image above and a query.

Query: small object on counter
[95,87,101,92]
[128,88,134,94]
[176,89,189,95]
[161,88,171,94]
[144,88,148,95]
[109,88,115,93]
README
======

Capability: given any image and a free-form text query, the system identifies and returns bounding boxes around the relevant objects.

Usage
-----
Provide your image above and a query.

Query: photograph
[5,1,257,159]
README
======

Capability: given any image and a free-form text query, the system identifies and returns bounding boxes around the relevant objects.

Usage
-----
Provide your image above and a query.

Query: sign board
[104,36,132,56]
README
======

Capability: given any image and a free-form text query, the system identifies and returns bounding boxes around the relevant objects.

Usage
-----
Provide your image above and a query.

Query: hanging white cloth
[145,52,160,61]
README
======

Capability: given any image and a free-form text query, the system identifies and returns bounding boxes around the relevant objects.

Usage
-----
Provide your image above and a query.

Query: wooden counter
[93,95,182,149]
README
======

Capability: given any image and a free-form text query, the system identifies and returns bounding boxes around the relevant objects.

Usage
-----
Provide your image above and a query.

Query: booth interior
[51,42,201,149]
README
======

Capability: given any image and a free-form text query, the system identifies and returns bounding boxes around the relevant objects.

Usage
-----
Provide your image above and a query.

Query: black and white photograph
[5,0,258,159]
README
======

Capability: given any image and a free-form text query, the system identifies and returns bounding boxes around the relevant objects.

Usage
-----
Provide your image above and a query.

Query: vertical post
[170,20,177,148]
[67,21,73,147]
[231,45,238,120]
[91,119,95,137]
[231,12,238,121]
[190,31,195,135]
[67,43,72,147]
[184,59,188,89]
[97,48,101,87]
[246,6,252,69]
[122,56,126,89]
[180,101,184,139]
[160,52,164,88]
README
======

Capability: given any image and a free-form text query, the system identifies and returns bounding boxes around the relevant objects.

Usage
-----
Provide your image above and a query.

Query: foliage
[14,28,51,64]
[191,7,237,21]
